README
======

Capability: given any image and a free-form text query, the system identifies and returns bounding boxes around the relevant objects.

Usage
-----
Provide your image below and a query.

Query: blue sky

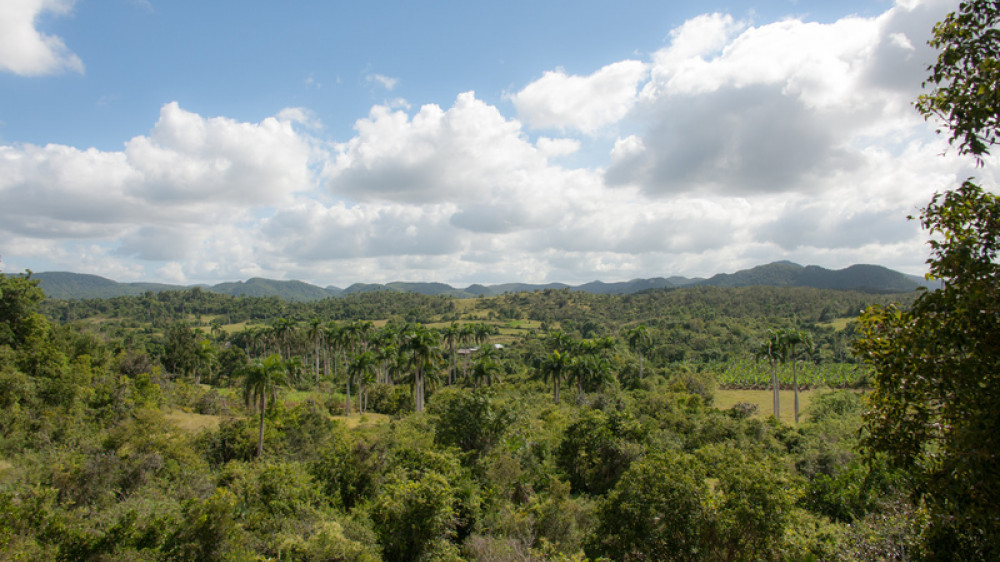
[0,0,988,287]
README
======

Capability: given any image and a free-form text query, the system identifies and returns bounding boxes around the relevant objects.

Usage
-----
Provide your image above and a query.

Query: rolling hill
[20,261,932,302]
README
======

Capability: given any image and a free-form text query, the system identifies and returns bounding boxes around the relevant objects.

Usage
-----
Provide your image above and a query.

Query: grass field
[715,388,816,424]
[335,412,391,429]
[164,409,222,432]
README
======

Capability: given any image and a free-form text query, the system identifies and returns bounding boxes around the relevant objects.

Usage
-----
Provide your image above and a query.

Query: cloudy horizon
[0,0,992,287]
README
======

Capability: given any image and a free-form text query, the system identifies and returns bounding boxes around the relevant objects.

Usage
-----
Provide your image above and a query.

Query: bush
[366,383,412,416]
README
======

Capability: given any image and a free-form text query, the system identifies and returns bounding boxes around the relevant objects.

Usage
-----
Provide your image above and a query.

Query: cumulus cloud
[261,200,461,261]
[510,60,649,134]
[607,0,955,198]
[0,0,83,75]
[328,91,592,237]
[0,103,319,278]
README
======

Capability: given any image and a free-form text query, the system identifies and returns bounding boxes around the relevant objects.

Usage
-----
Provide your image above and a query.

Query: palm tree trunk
[554,377,560,404]
[257,393,266,458]
[415,370,424,412]
[345,376,351,416]
[793,360,800,424]
[772,363,780,419]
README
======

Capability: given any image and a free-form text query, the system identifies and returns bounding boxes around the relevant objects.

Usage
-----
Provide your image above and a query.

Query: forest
[0,272,930,560]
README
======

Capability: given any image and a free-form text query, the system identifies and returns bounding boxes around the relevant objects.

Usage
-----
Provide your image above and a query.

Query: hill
[703,262,928,293]
[22,261,929,301]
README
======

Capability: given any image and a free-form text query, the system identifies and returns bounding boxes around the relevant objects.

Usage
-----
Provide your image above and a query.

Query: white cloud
[329,91,559,206]
[536,137,581,158]
[510,60,649,134]
[366,73,399,91]
[608,0,956,198]
[0,103,320,279]
[0,0,83,75]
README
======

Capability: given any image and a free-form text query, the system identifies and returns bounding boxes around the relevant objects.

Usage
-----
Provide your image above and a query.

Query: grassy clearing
[164,409,221,432]
[818,317,854,331]
[715,388,816,424]
[335,412,391,430]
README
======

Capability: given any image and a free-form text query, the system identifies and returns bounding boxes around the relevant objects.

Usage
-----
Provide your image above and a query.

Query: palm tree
[271,317,296,359]
[539,349,570,404]
[192,338,216,385]
[349,351,377,414]
[306,317,324,385]
[627,324,651,379]
[472,355,502,388]
[242,354,288,458]
[402,325,442,412]
[209,320,224,343]
[571,353,612,395]
[754,331,783,419]
[547,330,573,353]
[460,323,476,379]
[473,323,493,348]
[778,329,814,424]
[243,325,263,359]
[441,323,461,385]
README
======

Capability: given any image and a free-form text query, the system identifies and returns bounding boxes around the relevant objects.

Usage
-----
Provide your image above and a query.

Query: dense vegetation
[2,271,925,560]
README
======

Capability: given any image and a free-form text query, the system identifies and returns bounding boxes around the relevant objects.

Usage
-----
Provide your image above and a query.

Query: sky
[0,0,992,288]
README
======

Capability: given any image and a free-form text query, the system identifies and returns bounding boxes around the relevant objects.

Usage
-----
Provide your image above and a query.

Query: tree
[587,450,711,561]
[348,350,376,414]
[538,349,570,404]
[754,330,783,419]
[778,328,813,424]
[162,322,197,379]
[441,323,461,385]
[626,324,651,379]
[855,0,1000,559]
[0,272,46,348]
[242,354,288,458]
[306,317,324,385]
[855,184,1000,556]
[915,0,1000,163]
[192,338,217,385]
[270,318,296,359]
[402,325,441,412]
[855,2,1000,554]
[470,354,502,388]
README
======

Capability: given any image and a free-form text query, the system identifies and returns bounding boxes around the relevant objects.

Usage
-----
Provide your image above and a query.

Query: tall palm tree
[306,317,324,385]
[209,320,224,343]
[441,323,461,385]
[242,354,288,459]
[472,355,502,388]
[754,330,783,419]
[778,329,814,424]
[402,325,442,412]
[547,330,573,353]
[460,323,477,379]
[627,324,651,379]
[473,323,493,348]
[243,325,263,360]
[539,349,570,404]
[349,351,377,414]
[325,322,344,379]
[192,338,216,385]
[271,318,296,359]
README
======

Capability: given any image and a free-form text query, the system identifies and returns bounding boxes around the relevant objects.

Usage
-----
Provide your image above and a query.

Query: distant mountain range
[21,262,936,302]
